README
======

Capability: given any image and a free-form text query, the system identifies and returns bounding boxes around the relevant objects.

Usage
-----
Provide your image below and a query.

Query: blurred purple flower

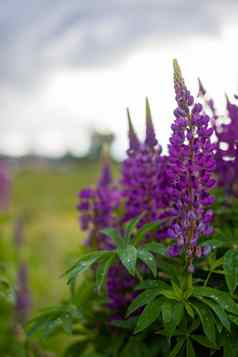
[0,161,10,211]
[16,263,31,324]
[198,79,238,196]
[215,96,238,195]
[107,263,137,319]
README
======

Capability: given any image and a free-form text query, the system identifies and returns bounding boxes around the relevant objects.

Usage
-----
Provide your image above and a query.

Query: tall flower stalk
[167,60,216,273]
[198,79,238,196]
[77,148,121,250]
[121,99,166,237]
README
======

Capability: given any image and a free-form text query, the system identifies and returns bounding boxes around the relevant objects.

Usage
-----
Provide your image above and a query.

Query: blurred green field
[7,162,119,353]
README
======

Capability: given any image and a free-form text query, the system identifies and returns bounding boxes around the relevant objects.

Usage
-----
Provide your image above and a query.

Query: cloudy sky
[1,1,238,158]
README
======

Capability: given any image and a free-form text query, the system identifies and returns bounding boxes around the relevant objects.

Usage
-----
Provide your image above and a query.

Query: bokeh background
[1,0,238,354]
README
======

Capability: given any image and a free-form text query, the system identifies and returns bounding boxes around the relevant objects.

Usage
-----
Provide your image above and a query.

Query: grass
[11,162,120,309]
[2,161,119,353]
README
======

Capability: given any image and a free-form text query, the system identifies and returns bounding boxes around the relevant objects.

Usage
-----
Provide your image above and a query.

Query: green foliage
[224,249,238,293]
[26,187,238,356]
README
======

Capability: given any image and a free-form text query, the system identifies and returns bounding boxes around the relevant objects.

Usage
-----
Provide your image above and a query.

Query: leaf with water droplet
[186,339,195,357]
[161,301,173,324]
[137,248,157,277]
[64,251,109,285]
[134,297,162,333]
[101,227,123,247]
[193,302,216,344]
[96,254,115,292]
[196,296,230,332]
[193,287,238,315]
[118,245,137,276]
[126,288,161,317]
[224,249,238,293]
[168,337,185,357]
[135,221,160,245]
[143,241,167,256]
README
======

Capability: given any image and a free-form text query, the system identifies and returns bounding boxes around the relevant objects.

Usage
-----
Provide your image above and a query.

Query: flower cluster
[215,96,238,195]
[121,100,167,236]
[198,79,238,196]
[77,60,217,312]
[165,60,216,271]
[77,154,121,250]
[107,263,137,319]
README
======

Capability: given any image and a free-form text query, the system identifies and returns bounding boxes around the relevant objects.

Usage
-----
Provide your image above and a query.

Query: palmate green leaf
[134,297,162,333]
[172,281,183,300]
[161,301,173,323]
[191,335,217,349]
[186,339,196,357]
[96,254,115,292]
[101,228,122,247]
[210,256,224,270]
[223,335,236,357]
[173,302,184,327]
[192,287,238,315]
[195,297,230,332]
[168,338,185,357]
[202,239,224,250]
[193,302,216,344]
[224,250,238,293]
[61,313,73,335]
[214,315,223,333]
[126,287,161,316]
[118,245,137,276]
[110,317,137,330]
[160,289,178,300]
[135,221,160,245]
[158,260,182,284]
[228,314,238,326]
[184,302,195,319]
[125,213,144,238]
[135,279,169,291]
[27,304,81,338]
[143,241,167,256]
[120,337,149,357]
[137,248,157,277]
[64,251,110,285]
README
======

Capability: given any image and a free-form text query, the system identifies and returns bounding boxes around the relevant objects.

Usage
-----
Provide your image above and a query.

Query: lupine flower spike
[127,108,140,155]
[121,100,164,230]
[167,60,216,272]
[216,94,238,195]
[77,147,121,250]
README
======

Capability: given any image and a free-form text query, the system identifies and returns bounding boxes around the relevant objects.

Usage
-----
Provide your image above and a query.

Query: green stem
[186,272,193,290]
[204,270,212,286]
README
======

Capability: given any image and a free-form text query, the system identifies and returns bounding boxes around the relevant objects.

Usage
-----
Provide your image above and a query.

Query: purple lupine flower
[77,150,137,317]
[197,78,238,195]
[121,99,166,234]
[166,60,216,270]
[0,161,10,211]
[197,78,218,129]
[16,263,31,324]
[215,95,238,195]
[77,152,121,250]
[127,108,140,155]
[107,263,137,319]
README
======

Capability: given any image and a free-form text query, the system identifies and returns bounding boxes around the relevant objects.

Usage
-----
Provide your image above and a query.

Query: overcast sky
[0,1,238,158]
